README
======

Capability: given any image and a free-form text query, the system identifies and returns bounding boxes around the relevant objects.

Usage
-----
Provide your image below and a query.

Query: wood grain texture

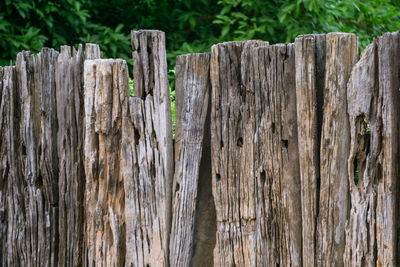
[174,55,185,161]
[375,31,400,267]
[3,48,60,266]
[83,59,129,267]
[57,44,101,267]
[252,43,302,266]
[344,41,378,267]
[0,66,11,266]
[3,65,18,266]
[317,32,358,266]
[0,66,6,266]
[294,34,326,267]
[210,40,268,267]
[169,53,211,267]
[122,30,173,266]
[344,31,400,267]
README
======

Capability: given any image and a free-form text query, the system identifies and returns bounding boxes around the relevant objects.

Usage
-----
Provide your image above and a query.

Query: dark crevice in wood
[260,170,266,184]
[237,137,243,147]
[281,139,288,148]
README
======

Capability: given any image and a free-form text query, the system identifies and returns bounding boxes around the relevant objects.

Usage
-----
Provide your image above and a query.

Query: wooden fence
[0,30,399,266]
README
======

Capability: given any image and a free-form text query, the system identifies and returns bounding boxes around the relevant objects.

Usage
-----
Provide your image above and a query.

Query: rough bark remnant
[122,30,173,266]
[317,32,358,266]
[83,59,129,266]
[252,44,302,266]
[210,40,268,267]
[169,53,211,266]
[294,34,326,266]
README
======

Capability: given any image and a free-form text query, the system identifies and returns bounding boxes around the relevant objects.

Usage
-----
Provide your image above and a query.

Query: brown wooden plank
[317,32,358,266]
[252,43,302,266]
[210,40,268,266]
[294,34,326,266]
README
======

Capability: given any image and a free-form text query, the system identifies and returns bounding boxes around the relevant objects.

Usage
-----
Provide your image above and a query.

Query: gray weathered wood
[85,43,102,60]
[3,65,18,266]
[344,31,400,267]
[174,55,185,161]
[0,66,8,266]
[57,44,101,267]
[344,41,378,267]
[317,32,358,266]
[294,34,326,267]
[83,58,129,267]
[3,48,60,266]
[169,53,211,267]
[121,30,173,266]
[252,43,302,266]
[375,31,400,267]
[210,40,268,267]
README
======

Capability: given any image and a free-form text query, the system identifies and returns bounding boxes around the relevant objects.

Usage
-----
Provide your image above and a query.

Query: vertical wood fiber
[294,34,326,266]
[210,40,268,267]
[253,43,302,266]
[317,33,358,266]
[169,53,211,266]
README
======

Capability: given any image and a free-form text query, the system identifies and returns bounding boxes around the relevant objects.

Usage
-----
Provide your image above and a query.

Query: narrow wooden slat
[210,40,267,267]
[253,43,302,266]
[375,31,400,267]
[317,32,358,266]
[294,34,326,266]
[0,66,8,266]
[83,59,129,266]
[57,44,101,267]
[169,53,211,266]
[122,30,173,266]
[344,41,378,266]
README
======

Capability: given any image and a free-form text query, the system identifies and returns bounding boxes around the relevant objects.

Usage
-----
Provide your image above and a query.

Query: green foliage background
[1,0,399,132]
[1,0,399,69]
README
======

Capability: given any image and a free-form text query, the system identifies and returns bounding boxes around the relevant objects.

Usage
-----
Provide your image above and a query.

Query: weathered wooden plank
[83,59,129,266]
[169,53,211,267]
[344,41,378,267]
[0,66,8,266]
[375,31,400,267]
[344,31,400,267]
[56,44,101,267]
[3,65,19,266]
[123,30,173,266]
[4,48,60,266]
[210,40,267,267]
[317,32,358,266]
[294,34,326,266]
[36,48,60,267]
[252,43,302,266]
